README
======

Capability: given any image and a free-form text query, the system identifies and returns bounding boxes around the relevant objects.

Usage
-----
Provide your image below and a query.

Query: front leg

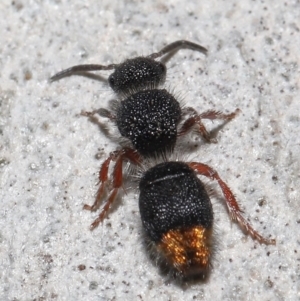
[178,107,239,142]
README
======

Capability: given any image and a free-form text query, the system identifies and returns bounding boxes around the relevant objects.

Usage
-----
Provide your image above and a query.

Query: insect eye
[108,74,115,88]
[158,62,166,74]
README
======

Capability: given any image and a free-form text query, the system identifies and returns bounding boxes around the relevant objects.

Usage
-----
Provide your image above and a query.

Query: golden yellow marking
[157,226,212,275]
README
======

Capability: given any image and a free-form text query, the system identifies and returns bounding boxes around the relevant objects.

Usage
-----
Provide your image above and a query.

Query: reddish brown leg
[83,150,120,212]
[178,108,213,142]
[200,108,240,120]
[178,107,239,142]
[84,148,141,230]
[81,108,116,121]
[188,162,276,245]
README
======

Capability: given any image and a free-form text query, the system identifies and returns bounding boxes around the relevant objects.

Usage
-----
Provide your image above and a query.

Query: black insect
[50,40,238,229]
[139,161,276,277]
[50,41,276,279]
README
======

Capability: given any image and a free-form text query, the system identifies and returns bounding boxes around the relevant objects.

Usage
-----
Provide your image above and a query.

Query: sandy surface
[0,1,299,300]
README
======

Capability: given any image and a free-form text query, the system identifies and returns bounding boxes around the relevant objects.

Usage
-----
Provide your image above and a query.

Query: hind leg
[84,148,141,230]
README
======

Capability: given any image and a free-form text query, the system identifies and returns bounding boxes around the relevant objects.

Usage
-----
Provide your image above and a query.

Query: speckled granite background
[0,1,299,300]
